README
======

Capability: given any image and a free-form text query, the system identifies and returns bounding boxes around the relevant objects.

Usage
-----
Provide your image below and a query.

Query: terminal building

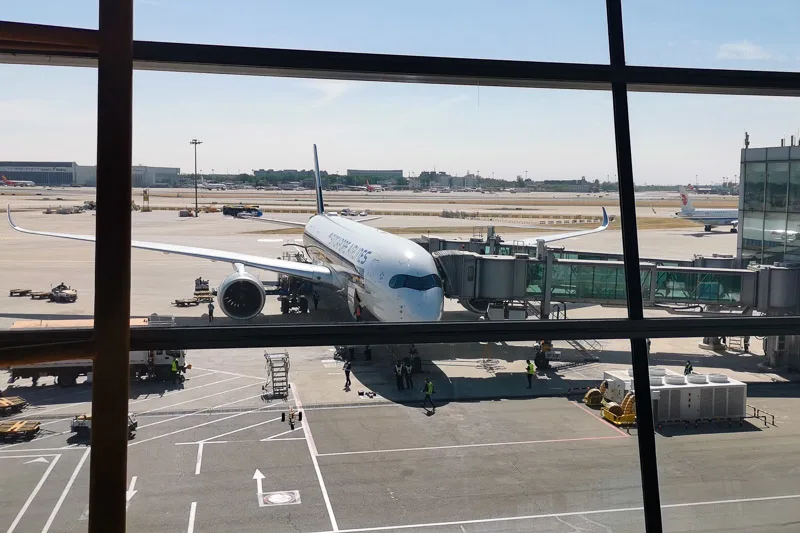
[346,169,403,182]
[0,161,180,187]
[738,141,800,266]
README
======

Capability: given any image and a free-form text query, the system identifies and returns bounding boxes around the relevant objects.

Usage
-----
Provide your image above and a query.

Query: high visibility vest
[355,307,362,317]
[171,360,178,372]
[425,382,434,395]
[527,363,535,375]
[405,363,412,373]
[395,364,403,375]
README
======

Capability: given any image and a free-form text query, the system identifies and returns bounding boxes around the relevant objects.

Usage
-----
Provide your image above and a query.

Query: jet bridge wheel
[460,298,491,314]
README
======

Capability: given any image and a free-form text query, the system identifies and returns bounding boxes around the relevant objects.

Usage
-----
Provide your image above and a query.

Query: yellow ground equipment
[601,392,637,427]
[0,396,29,416]
[583,380,608,407]
[0,420,40,442]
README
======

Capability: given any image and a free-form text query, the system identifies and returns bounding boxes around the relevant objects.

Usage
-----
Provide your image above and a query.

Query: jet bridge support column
[540,248,554,320]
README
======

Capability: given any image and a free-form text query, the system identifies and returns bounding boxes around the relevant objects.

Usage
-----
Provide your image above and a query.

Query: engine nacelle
[218,269,266,320]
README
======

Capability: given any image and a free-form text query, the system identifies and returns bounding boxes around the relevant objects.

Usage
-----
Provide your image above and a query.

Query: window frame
[4,3,800,532]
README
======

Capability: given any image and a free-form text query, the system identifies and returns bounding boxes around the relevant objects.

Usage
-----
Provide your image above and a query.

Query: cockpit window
[389,274,443,291]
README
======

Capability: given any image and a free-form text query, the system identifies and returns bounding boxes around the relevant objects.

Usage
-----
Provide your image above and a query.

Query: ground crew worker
[208,302,214,323]
[684,360,693,375]
[171,357,179,383]
[355,304,362,322]
[403,357,414,389]
[421,378,435,412]
[312,291,320,311]
[744,336,751,352]
[394,360,404,391]
[343,360,352,390]
[525,359,535,388]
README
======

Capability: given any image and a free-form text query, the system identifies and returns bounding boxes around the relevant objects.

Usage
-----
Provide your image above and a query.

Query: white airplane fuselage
[303,214,444,322]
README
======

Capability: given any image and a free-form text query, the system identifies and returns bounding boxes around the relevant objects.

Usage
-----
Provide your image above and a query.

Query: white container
[709,374,729,383]
[687,374,708,384]
[650,376,663,386]
[665,375,686,385]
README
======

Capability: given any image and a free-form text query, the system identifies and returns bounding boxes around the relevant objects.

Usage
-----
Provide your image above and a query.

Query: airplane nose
[404,289,444,322]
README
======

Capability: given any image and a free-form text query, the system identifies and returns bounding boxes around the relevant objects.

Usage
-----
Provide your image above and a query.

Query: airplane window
[389,274,443,290]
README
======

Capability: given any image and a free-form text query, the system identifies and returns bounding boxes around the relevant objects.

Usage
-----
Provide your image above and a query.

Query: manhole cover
[259,490,301,507]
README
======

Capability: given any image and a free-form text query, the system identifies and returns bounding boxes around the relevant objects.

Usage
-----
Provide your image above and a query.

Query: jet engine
[218,268,266,320]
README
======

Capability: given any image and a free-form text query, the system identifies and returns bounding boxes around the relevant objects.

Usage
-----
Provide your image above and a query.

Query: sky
[3,0,800,184]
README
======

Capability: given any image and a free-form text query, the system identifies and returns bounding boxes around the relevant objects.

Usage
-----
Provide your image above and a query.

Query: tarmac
[3,204,800,532]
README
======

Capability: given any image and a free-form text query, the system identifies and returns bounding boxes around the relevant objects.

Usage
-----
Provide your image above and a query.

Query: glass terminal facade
[738,145,800,266]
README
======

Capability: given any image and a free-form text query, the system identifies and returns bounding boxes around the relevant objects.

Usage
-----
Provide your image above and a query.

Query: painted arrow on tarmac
[24,457,49,464]
[126,476,138,510]
[253,469,265,496]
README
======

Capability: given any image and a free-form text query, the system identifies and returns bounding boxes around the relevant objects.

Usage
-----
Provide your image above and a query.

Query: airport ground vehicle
[5,318,187,386]
[72,413,138,439]
[222,204,262,217]
[49,283,78,303]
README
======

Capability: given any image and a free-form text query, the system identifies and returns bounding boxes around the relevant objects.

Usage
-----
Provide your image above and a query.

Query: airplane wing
[242,215,308,228]
[7,206,336,286]
[522,207,610,246]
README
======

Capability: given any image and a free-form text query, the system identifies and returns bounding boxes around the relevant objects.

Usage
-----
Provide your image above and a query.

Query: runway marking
[130,376,239,406]
[199,417,281,443]
[194,442,204,475]
[191,366,265,381]
[293,382,339,531]
[0,453,60,459]
[41,447,91,533]
[6,454,61,533]
[308,493,800,533]
[129,404,277,447]
[317,435,628,457]
[187,501,197,533]
[572,401,630,437]
[0,447,84,453]
[262,426,303,441]
[136,387,267,429]
[6,401,86,420]
[135,378,250,415]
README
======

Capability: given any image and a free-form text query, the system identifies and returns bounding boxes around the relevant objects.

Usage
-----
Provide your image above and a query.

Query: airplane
[1,175,35,187]
[198,182,227,190]
[366,180,384,192]
[675,186,738,232]
[7,145,609,323]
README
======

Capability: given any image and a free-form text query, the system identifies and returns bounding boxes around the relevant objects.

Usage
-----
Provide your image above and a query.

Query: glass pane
[623,0,800,73]
[763,212,789,264]
[744,162,766,211]
[785,213,800,263]
[789,161,800,212]
[741,211,765,265]
[766,161,789,212]
[655,333,800,532]
[0,64,97,332]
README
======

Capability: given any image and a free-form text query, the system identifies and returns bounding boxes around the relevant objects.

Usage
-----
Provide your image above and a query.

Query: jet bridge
[433,251,770,312]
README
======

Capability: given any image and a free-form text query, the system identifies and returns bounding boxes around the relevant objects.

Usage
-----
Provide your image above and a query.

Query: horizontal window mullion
[1,317,798,356]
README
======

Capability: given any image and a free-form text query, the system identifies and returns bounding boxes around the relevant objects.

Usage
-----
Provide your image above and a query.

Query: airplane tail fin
[313,144,324,215]
[678,186,695,213]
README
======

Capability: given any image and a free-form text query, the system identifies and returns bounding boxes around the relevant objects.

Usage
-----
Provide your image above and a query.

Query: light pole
[190,138,202,217]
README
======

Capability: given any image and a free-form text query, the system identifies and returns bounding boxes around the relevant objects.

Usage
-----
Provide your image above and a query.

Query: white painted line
[129,375,236,405]
[262,426,303,441]
[199,417,281,443]
[7,454,61,533]
[192,367,265,381]
[136,389,269,429]
[129,405,276,447]
[317,435,627,457]
[292,382,339,532]
[0,454,59,460]
[187,501,197,533]
[0,447,84,453]
[194,442,204,475]
[41,448,91,533]
[571,401,629,437]
[176,441,229,446]
[6,401,85,420]
[308,493,800,533]
[135,378,250,415]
